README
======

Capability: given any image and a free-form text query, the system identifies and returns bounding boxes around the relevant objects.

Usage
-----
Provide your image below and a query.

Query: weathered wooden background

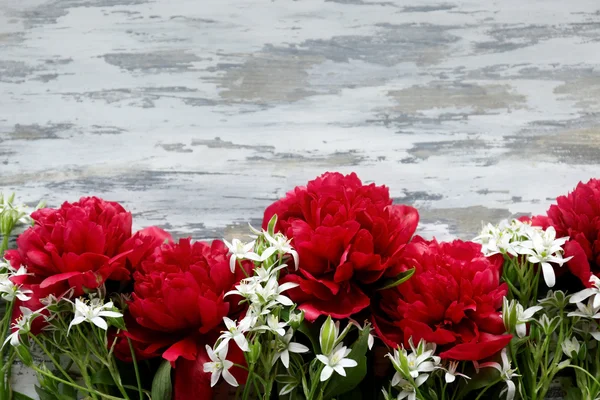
[2,0,600,396]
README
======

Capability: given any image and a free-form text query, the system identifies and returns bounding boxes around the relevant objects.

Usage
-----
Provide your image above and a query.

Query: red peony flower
[124,238,251,363]
[537,179,600,287]
[14,197,134,295]
[373,237,512,361]
[3,250,65,334]
[262,172,419,320]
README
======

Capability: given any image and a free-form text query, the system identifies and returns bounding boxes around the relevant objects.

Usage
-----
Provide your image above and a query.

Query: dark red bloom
[536,179,600,287]
[3,250,64,334]
[124,238,251,365]
[262,172,419,320]
[14,197,133,295]
[373,237,512,361]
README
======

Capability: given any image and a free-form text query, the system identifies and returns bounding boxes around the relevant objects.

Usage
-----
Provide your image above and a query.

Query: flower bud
[562,337,581,359]
[1,211,16,236]
[539,314,560,336]
[502,297,518,334]
[288,310,304,330]
[319,316,338,355]
[248,340,261,365]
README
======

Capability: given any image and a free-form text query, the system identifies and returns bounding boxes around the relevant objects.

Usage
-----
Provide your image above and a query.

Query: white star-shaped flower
[223,239,262,273]
[570,275,600,309]
[216,316,253,352]
[203,344,238,387]
[515,304,543,338]
[567,296,600,319]
[272,328,309,368]
[480,349,520,400]
[442,361,470,383]
[254,314,287,336]
[316,344,357,381]
[518,227,572,288]
[261,232,299,269]
[68,298,123,334]
[3,307,38,348]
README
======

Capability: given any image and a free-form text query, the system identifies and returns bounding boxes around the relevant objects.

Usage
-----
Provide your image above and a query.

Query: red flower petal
[439,333,512,361]
[564,240,592,287]
[300,283,370,320]
[163,336,198,366]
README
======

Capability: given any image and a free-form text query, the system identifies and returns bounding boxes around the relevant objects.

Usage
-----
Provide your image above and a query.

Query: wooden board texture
[2,0,600,397]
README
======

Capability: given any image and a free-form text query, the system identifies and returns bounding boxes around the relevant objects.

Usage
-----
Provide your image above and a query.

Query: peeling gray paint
[6,124,73,140]
[102,50,201,72]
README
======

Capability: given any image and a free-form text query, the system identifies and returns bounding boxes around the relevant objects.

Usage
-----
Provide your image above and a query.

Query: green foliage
[151,360,173,400]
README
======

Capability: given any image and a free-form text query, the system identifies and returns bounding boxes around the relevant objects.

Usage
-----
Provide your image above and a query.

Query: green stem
[30,335,77,385]
[307,364,325,400]
[0,301,15,398]
[567,365,600,387]
[127,338,143,400]
[76,324,107,365]
[0,236,9,254]
[474,379,500,400]
[31,364,125,400]
[237,259,250,278]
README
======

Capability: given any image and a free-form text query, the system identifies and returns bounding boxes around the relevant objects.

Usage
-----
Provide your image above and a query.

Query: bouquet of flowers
[1,172,599,400]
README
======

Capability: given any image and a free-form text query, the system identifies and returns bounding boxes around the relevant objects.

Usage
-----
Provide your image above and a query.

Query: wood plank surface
[2,0,600,396]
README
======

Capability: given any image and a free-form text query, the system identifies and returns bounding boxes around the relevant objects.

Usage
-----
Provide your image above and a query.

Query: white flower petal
[229,255,236,273]
[316,354,329,365]
[222,369,239,387]
[288,343,309,354]
[210,369,221,387]
[233,334,249,352]
[91,317,108,330]
[280,350,290,368]
[98,311,123,319]
[337,359,357,368]
[570,289,595,304]
[541,262,556,288]
[320,366,333,382]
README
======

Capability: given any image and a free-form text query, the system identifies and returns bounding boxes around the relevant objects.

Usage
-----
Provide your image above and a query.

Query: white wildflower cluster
[474,219,572,287]
[205,224,308,389]
[382,339,460,400]
[2,290,123,350]
[0,259,32,302]
[205,218,367,396]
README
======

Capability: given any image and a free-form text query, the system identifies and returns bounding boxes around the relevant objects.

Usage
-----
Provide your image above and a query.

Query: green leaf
[323,325,370,398]
[151,359,173,400]
[58,383,77,400]
[376,268,415,291]
[297,319,320,354]
[275,375,299,384]
[462,364,500,394]
[13,392,36,400]
[91,368,115,386]
[267,214,278,236]
[34,386,59,400]
[14,344,33,367]
[336,391,363,400]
